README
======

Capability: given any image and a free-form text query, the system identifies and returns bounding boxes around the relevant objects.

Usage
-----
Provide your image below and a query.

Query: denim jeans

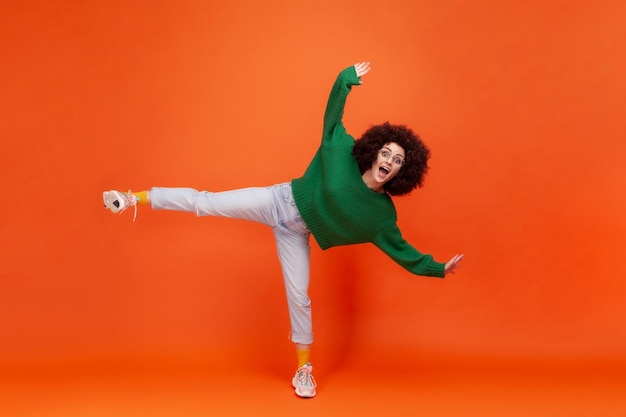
[150,183,314,344]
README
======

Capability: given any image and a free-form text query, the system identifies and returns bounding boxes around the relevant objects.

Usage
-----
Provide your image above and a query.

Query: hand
[354,61,371,81]
[444,254,464,275]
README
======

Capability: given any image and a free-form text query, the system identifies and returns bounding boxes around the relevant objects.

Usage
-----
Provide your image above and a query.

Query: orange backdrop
[1,0,625,374]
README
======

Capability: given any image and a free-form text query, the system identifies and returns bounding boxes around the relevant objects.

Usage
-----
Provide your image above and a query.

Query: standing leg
[274,224,317,399]
[268,184,317,398]
[273,225,312,346]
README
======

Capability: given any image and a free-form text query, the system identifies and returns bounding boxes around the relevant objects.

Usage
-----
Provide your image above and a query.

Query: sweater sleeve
[372,225,446,278]
[322,66,362,142]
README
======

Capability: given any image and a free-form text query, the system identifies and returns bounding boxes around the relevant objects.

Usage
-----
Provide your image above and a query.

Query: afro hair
[352,122,430,196]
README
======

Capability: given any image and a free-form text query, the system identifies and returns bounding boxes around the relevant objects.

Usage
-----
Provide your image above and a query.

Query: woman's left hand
[444,254,464,275]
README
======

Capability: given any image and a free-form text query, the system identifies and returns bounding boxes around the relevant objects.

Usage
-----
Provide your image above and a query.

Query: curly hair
[352,122,431,196]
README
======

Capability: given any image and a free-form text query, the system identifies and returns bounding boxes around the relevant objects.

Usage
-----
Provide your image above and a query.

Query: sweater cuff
[430,261,446,278]
[340,66,361,86]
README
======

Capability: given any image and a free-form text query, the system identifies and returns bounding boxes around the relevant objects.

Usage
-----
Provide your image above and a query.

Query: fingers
[445,254,464,274]
[354,61,371,78]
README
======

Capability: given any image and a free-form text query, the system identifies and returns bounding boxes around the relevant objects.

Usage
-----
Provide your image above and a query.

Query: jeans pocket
[280,183,296,206]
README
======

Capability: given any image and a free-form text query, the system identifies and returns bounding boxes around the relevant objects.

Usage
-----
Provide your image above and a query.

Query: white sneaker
[292,363,317,398]
[103,190,138,220]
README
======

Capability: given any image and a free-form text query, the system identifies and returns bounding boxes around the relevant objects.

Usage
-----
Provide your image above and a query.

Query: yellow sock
[134,190,149,204]
[296,349,311,368]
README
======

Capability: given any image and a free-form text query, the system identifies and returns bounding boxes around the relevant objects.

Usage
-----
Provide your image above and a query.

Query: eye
[381,151,390,158]
[393,157,404,166]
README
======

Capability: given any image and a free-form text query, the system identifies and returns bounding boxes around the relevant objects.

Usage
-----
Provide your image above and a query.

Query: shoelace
[117,190,138,222]
[296,365,317,388]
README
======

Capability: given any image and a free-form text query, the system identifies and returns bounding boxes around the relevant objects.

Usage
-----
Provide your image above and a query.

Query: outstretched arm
[322,61,371,139]
[372,225,447,278]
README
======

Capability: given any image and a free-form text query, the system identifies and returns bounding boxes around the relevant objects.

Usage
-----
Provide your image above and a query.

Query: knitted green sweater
[291,67,445,278]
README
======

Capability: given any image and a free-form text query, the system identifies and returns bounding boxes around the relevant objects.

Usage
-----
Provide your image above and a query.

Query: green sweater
[291,67,445,278]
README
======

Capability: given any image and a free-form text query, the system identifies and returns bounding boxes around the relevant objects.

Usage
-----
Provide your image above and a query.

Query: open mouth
[378,165,390,178]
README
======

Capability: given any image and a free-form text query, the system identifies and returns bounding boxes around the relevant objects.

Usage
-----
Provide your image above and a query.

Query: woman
[103,62,464,398]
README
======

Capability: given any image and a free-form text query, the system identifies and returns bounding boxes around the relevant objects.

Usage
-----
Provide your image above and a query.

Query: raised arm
[322,62,371,139]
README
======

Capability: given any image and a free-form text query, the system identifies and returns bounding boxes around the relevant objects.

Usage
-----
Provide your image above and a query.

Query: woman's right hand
[354,61,371,81]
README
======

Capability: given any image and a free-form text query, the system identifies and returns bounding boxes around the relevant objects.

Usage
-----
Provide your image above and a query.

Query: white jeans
[150,183,314,344]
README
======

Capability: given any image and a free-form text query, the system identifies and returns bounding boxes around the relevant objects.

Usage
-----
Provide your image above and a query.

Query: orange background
[1,0,626,415]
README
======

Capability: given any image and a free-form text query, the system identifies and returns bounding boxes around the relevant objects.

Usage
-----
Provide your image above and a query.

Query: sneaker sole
[292,379,316,398]
[294,389,316,398]
[103,190,125,214]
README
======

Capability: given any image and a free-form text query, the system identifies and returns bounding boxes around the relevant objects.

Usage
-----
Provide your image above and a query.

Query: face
[369,142,405,189]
